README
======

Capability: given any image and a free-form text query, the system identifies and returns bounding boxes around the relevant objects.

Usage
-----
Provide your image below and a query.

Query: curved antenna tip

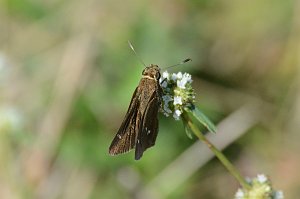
[163,58,192,69]
[183,58,192,63]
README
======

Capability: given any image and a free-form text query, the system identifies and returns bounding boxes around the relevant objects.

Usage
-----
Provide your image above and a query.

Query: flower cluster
[235,174,284,199]
[159,71,195,120]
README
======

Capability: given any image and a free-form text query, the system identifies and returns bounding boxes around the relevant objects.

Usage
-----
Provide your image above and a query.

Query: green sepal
[181,114,194,139]
[184,105,216,133]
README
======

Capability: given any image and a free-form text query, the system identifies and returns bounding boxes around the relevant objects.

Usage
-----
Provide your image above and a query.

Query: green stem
[182,113,251,191]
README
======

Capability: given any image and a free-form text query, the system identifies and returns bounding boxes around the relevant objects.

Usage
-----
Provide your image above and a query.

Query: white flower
[265,185,271,192]
[163,106,172,116]
[161,81,168,88]
[164,105,172,113]
[159,71,195,121]
[173,109,182,120]
[177,78,187,89]
[245,177,251,183]
[162,71,169,79]
[183,73,192,83]
[257,174,267,183]
[162,95,172,104]
[274,191,284,199]
[176,72,193,89]
[176,72,183,79]
[235,189,244,199]
[162,95,173,116]
[160,71,169,83]
[171,73,178,81]
[175,109,181,115]
[173,96,182,105]
[235,175,284,199]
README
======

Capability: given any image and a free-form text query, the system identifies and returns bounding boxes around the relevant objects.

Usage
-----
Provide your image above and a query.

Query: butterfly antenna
[128,41,146,67]
[163,58,192,69]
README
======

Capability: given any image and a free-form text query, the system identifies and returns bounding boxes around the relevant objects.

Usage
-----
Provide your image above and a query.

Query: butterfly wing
[109,87,141,155]
[135,87,161,160]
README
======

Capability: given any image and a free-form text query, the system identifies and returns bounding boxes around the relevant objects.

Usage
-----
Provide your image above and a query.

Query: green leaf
[185,106,216,133]
[182,118,194,139]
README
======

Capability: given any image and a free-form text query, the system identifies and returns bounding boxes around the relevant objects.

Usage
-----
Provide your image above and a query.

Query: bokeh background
[1,0,299,198]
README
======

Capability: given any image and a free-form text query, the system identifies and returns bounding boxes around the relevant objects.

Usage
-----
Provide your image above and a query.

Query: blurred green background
[0,0,299,198]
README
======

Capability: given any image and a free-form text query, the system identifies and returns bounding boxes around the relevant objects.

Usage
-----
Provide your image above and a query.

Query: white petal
[176,72,182,79]
[163,112,170,117]
[274,191,284,199]
[161,81,168,88]
[183,73,192,83]
[171,73,177,81]
[173,109,182,120]
[257,174,267,183]
[175,109,181,116]
[234,189,244,199]
[173,96,182,105]
[177,79,187,89]
[162,71,169,79]
[162,95,172,103]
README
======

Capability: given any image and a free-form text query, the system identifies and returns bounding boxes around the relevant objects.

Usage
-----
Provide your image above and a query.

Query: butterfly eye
[156,72,161,80]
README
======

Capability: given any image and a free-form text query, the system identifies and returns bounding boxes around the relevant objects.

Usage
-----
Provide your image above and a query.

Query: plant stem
[182,113,251,191]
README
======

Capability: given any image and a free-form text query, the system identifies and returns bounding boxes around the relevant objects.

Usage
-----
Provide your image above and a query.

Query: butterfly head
[142,64,161,80]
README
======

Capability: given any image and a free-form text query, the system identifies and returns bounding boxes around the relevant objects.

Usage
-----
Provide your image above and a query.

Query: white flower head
[159,71,195,120]
[177,78,187,89]
[173,96,182,105]
[235,174,284,199]
[162,95,173,116]
[257,174,268,184]
[176,72,183,79]
[161,81,168,88]
[162,71,169,79]
[160,71,169,84]
[173,109,182,120]
[245,177,252,183]
[183,73,192,83]
[177,72,193,89]
[171,73,178,81]
[235,189,245,199]
[274,191,284,199]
